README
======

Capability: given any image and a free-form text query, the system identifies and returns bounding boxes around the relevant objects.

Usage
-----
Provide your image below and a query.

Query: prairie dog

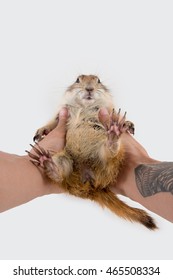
[28,75,156,230]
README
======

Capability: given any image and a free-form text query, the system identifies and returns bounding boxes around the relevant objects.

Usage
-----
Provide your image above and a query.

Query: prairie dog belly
[65,106,109,161]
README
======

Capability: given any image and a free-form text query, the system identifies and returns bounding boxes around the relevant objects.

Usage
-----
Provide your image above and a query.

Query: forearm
[113,159,173,223]
[0,151,62,212]
[133,162,173,222]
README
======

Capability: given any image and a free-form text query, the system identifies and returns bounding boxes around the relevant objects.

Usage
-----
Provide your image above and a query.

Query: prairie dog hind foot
[26,143,73,182]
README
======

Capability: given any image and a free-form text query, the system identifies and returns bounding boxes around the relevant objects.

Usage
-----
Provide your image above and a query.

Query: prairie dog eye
[76,77,80,83]
[98,78,101,84]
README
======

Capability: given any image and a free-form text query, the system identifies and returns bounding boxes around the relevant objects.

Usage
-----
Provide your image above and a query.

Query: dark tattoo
[135,162,173,197]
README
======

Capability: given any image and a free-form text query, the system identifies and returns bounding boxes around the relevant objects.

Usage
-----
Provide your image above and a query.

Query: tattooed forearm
[135,162,173,197]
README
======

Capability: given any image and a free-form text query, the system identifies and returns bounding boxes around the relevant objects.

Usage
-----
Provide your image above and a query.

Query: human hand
[98,107,150,162]
[26,107,69,194]
[30,107,68,154]
[98,107,159,196]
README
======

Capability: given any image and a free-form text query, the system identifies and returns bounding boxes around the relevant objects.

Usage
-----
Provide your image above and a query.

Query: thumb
[98,107,110,128]
[55,107,69,136]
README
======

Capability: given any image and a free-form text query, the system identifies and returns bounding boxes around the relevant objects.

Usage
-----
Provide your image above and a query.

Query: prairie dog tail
[93,189,157,230]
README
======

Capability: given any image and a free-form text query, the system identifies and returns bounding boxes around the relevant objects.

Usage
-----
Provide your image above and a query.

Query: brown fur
[32,75,157,230]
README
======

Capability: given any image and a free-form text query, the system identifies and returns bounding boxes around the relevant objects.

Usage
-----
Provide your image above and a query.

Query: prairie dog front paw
[33,119,58,142]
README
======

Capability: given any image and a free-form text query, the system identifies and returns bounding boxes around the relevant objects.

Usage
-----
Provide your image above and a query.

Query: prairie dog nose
[85,86,94,94]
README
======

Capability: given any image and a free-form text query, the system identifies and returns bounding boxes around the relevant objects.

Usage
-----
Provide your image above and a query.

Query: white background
[0,0,173,259]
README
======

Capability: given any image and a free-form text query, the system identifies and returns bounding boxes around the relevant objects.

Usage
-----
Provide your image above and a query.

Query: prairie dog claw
[33,128,50,142]
[108,108,135,137]
[25,143,53,168]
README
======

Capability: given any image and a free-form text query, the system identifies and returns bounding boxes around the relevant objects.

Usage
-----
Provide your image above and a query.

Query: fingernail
[59,107,68,117]
[99,108,109,116]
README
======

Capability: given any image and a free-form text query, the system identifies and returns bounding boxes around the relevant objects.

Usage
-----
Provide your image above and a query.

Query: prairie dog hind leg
[27,143,73,183]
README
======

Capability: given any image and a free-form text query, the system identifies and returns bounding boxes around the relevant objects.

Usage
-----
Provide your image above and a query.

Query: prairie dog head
[64,75,113,108]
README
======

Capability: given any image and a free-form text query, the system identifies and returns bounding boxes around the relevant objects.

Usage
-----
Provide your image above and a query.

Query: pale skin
[0,108,173,223]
